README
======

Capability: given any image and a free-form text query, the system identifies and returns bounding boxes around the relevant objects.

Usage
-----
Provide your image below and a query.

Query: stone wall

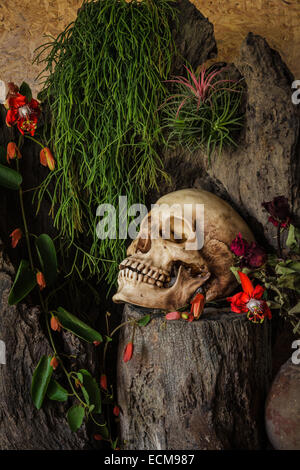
[0,0,299,97]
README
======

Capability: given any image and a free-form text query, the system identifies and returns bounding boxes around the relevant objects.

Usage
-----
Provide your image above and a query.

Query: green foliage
[161,66,244,161]
[31,356,53,409]
[78,369,101,414]
[0,164,22,190]
[8,259,36,305]
[47,379,69,402]
[56,306,103,343]
[35,234,58,286]
[67,405,85,432]
[138,314,151,326]
[19,82,32,102]
[34,0,178,286]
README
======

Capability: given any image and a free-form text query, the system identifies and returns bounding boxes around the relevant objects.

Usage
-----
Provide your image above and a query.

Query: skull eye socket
[159,216,188,243]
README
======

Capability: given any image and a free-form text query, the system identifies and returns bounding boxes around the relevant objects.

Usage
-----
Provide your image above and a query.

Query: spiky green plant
[160,65,244,161]
[34,0,178,287]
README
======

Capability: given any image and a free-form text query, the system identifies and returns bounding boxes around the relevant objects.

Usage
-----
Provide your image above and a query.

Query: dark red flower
[5,85,40,136]
[230,232,249,257]
[123,342,133,363]
[113,405,120,417]
[227,271,272,323]
[245,242,267,268]
[262,196,291,228]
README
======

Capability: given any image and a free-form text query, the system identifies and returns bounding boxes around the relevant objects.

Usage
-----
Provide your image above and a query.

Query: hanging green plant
[34,0,178,286]
[160,65,244,162]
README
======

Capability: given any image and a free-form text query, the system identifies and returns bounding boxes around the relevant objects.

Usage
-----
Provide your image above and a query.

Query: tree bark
[117,304,272,450]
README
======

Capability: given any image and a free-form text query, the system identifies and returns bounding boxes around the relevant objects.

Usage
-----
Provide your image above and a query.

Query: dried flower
[230,232,249,257]
[50,356,59,370]
[262,196,291,228]
[100,374,107,390]
[7,142,22,163]
[36,272,46,290]
[123,342,133,363]
[40,147,55,171]
[230,233,266,268]
[9,228,22,248]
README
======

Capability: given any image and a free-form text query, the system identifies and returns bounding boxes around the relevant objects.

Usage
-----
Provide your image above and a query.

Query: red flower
[50,315,62,332]
[93,341,101,346]
[123,342,133,363]
[5,84,40,136]
[246,242,267,268]
[230,233,266,269]
[40,147,55,171]
[113,405,120,417]
[262,196,291,228]
[100,374,107,390]
[166,311,181,320]
[7,142,22,163]
[227,271,272,323]
[50,356,59,370]
[10,228,22,248]
[36,272,46,290]
[230,232,249,257]
[190,293,205,319]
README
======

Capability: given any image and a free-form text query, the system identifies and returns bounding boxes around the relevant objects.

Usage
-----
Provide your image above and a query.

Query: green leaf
[19,81,32,102]
[79,369,101,414]
[288,301,300,316]
[81,386,90,405]
[138,314,151,327]
[0,163,22,190]
[31,356,53,410]
[35,234,58,286]
[67,405,85,432]
[77,372,83,383]
[56,306,103,344]
[277,273,300,292]
[47,379,68,402]
[8,260,36,305]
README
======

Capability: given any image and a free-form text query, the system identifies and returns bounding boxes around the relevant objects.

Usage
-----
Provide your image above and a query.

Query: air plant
[160,65,245,161]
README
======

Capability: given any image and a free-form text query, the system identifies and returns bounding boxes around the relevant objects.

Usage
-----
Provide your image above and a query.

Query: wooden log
[117,304,272,450]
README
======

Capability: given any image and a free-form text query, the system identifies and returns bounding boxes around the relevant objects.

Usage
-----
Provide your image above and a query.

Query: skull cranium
[112,189,255,311]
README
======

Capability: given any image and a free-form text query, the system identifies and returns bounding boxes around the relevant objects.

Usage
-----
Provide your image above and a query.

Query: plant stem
[277,224,283,258]
[24,135,45,148]
[16,158,34,270]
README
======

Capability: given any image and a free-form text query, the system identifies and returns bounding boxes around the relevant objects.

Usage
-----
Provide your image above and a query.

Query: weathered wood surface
[0,248,95,450]
[117,304,272,450]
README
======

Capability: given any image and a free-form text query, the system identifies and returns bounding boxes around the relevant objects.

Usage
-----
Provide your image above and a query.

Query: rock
[265,358,300,450]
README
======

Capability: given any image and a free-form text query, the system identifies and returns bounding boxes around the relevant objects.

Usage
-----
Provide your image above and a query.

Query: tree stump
[117,304,272,450]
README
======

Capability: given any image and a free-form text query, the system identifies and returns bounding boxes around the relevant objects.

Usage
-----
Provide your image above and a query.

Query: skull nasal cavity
[136,236,151,253]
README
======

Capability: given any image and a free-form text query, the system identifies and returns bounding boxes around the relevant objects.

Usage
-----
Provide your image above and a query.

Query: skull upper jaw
[112,265,210,311]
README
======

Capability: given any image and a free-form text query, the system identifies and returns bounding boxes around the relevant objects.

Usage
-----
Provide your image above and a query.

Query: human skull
[112,189,255,311]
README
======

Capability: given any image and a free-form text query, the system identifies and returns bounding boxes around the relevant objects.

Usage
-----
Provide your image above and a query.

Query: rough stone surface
[117,304,272,450]
[265,358,300,450]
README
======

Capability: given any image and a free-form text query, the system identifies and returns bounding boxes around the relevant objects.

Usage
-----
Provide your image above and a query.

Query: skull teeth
[118,257,171,287]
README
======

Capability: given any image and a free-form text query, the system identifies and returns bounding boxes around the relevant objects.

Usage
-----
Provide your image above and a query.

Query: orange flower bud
[7,142,22,163]
[181,312,189,320]
[50,315,62,332]
[100,374,107,390]
[40,147,55,171]
[50,356,59,370]
[113,405,120,417]
[93,434,103,441]
[36,271,46,290]
[93,341,101,346]
[190,293,205,319]
[166,311,181,320]
[123,342,133,363]
[9,228,22,248]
